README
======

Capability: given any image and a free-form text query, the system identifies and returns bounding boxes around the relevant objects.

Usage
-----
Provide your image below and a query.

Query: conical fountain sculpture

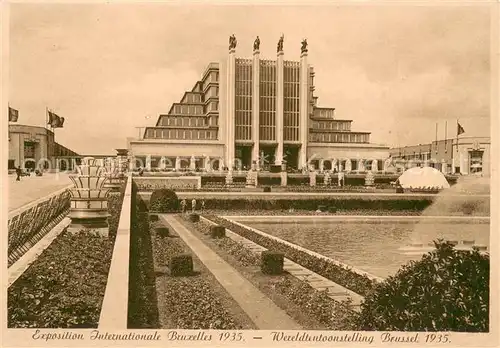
[68,157,110,237]
[103,157,124,192]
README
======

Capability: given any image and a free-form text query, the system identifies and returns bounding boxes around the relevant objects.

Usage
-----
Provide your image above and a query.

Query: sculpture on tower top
[277,34,284,53]
[301,38,308,53]
[253,36,260,51]
[229,34,237,50]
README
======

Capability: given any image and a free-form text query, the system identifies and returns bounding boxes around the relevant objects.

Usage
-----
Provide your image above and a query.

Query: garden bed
[8,232,114,328]
[7,184,126,328]
[207,215,378,297]
[127,186,254,329]
[179,216,359,330]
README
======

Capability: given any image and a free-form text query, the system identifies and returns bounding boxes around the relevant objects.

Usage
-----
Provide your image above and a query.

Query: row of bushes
[151,221,249,329]
[184,217,358,329]
[206,216,377,296]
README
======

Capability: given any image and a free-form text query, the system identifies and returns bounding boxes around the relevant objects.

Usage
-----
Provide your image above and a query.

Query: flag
[47,110,65,128]
[457,122,465,136]
[8,107,19,122]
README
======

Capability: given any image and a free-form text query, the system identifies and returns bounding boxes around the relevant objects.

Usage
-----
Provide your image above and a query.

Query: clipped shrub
[169,254,194,277]
[263,186,272,193]
[357,240,489,332]
[149,214,159,222]
[149,189,179,213]
[261,251,284,275]
[210,225,226,239]
[188,213,200,223]
[155,227,169,238]
[328,206,337,213]
[317,205,327,212]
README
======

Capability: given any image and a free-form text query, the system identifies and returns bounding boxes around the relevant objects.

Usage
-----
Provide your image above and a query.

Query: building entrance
[259,145,276,171]
[283,145,299,170]
[235,145,252,170]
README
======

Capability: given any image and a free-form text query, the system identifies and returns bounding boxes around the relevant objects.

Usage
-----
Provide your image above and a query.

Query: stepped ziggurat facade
[128,35,390,172]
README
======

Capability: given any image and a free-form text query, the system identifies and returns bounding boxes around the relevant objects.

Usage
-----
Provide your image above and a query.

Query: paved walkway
[8,173,72,212]
[161,214,302,330]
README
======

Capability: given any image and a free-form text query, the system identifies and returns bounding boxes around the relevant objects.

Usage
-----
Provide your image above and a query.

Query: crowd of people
[180,198,205,213]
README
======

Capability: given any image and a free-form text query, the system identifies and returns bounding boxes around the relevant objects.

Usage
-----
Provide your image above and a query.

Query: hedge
[193,198,432,212]
[207,216,377,296]
[128,183,160,328]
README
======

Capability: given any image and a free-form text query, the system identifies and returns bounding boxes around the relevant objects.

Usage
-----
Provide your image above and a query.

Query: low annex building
[8,124,79,171]
[128,35,390,172]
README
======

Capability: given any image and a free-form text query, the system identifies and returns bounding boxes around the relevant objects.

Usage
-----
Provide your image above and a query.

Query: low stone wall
[99,175,132,329]
[133,176,201,191]
[8,186,72,266]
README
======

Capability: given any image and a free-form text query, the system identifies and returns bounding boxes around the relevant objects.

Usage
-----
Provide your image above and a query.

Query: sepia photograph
[2,1,498,346]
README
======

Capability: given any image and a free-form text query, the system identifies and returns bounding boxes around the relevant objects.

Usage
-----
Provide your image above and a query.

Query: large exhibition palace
[128,36,391,171]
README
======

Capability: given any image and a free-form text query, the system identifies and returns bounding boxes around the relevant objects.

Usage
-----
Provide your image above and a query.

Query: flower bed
[8,232,114,328]
[182,217,359,329]
[149,218,255,329]
[207,215,377,296]
[8,185,126,328]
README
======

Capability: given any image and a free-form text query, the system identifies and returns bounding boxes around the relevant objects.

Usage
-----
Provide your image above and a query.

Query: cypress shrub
[169,254,194,277]
[155,227,169,238]
[149,189,179,213]
[263,186,272,193]
[188,213,200,222]
[149,214,159,222]
[210,225,226,239]
[261,251,284,275]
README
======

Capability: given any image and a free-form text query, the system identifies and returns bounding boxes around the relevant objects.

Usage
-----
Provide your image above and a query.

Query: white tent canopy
[397,167,450,189]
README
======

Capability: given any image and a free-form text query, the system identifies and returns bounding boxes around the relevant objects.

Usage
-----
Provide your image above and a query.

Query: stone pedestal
[280,171,288,186]
[365,171,375,187]
[68,157,110,237]
[309,171,317,187]
[324,172,331,186]
[225,171,233,185]
[246,170,257,188]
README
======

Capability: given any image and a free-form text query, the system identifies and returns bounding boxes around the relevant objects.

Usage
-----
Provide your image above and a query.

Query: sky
[8,3,491,154]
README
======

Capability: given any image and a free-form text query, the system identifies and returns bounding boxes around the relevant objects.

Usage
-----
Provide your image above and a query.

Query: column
[204,156,211,172]
[175,156,181,170]
[299,50,309,170]
[459,150,468,175]
[145,155,151,171]
[275,49,284,165]
[226,47,236,171]
[319,159,324,173]
[190,156,196,171]
[218,158,224,171]
[252,49,260,169]
[358,159,365,172]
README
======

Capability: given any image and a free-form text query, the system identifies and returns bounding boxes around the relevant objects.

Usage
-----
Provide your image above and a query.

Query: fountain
[400,176,490,255]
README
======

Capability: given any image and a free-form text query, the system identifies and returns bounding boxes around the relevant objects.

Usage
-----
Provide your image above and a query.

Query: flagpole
[456,119,459,153]
[435,122,438,153]
[444,120,448,152]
